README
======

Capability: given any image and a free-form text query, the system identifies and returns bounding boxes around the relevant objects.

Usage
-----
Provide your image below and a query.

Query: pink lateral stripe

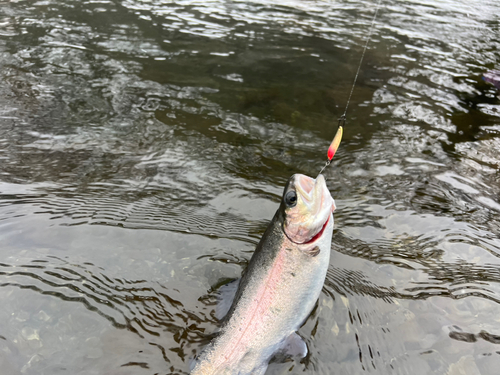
[214,245,287,370]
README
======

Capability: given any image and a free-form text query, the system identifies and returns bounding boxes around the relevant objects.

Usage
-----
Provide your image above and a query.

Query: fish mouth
[295,174,315,198]
[283,174,335,244]
[295,174,325,209]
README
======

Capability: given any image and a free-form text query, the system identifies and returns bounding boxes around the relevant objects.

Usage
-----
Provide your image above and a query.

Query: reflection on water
[0,0,499,374]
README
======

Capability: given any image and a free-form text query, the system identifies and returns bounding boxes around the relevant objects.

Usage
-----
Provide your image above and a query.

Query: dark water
[1,0,499,374]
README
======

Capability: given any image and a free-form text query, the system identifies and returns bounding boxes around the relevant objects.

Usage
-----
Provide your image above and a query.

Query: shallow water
[0,0,499,374]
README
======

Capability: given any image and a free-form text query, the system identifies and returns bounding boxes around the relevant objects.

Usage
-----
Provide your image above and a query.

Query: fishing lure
[327,124,343,161]
[318,0,380,176]
[318,116,344,176]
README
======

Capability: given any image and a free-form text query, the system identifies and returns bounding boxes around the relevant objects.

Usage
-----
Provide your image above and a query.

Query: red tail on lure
[318,125,343,177]
[327,126,343,161]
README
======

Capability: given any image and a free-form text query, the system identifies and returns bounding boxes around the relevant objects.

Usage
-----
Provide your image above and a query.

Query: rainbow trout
[191,174,335,375]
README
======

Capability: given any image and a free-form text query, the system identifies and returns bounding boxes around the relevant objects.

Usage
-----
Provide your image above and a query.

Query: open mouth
[295,176,315,201]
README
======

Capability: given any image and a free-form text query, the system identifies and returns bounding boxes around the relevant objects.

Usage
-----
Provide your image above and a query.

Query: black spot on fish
[291,272,296,277]
[307,246,320,257]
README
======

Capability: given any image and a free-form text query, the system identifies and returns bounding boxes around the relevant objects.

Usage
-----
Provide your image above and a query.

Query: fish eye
[285,190,297,208]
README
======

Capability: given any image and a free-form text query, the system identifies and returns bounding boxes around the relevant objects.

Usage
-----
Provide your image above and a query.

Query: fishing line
[318,0,382,177]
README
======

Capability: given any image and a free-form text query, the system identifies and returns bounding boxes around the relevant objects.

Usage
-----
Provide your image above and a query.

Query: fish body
[191,174,335,375]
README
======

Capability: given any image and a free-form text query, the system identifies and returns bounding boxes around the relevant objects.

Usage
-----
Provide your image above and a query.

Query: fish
[191,173,335,375]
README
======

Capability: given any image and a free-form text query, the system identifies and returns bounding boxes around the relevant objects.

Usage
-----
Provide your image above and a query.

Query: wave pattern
[0,187,266,245]
[0,254,222,374]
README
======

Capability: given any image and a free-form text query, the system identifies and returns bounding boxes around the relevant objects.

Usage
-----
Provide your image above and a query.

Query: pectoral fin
[273,332,308,362]
[215,278,240,320]
[283,332,308,358]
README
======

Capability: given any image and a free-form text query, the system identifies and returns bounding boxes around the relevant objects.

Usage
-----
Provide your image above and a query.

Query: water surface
[1,0,499,374]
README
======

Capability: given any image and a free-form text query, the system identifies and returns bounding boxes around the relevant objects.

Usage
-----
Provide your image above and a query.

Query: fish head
[281,174,335,246]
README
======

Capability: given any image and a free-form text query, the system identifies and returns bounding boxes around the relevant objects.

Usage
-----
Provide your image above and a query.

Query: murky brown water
[1,0,499,374]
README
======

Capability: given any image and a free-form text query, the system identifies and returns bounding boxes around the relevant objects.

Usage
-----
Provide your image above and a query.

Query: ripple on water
[0,230,249,374]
